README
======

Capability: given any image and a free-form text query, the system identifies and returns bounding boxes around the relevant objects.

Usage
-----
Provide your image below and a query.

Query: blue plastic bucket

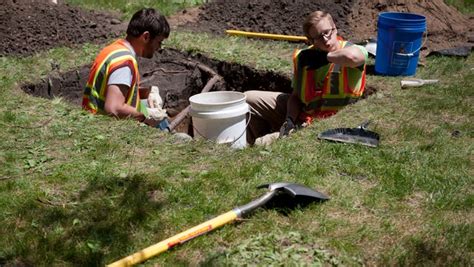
[375,12,426,76]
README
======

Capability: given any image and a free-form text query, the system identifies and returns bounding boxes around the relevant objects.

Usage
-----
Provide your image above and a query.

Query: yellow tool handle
[107,210,238,267]
[226,30,307,42]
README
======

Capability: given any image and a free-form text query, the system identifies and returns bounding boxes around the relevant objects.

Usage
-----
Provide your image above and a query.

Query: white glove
[255,132,279,146]
[145,85,167,121]
[147,85,163,109]
[146,107,168,121]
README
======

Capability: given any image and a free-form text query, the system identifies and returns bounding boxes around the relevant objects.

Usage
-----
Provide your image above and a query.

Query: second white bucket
[189,91,249,149]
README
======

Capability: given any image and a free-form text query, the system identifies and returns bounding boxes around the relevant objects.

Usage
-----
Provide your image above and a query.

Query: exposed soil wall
[21,48,292,133]
[22,49,291,108]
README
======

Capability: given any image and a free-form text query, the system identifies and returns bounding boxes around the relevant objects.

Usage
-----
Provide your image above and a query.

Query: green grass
[64,0,207,18]
[1,2,473,267]
[445,0,474,13]
[167,31,300,73]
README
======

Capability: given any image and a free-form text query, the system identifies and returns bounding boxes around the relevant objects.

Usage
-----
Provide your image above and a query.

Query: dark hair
[126,8,170,39]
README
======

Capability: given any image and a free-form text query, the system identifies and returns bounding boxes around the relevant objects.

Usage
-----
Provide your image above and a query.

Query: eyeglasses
[308,28,336,44]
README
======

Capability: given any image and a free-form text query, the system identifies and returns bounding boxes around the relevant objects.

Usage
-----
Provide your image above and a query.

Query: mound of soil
[181,0,473,53]
[0,0,125,56]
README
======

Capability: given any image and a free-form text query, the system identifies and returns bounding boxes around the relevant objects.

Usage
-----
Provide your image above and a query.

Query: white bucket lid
[189,91,246,112]
[190,102,248,119]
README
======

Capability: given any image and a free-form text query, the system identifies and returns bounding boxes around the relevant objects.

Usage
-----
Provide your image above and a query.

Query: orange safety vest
[82,39,140,114]
[292,38,366,123]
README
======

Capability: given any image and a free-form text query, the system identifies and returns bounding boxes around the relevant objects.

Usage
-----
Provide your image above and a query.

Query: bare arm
[104,84,146,122]
[327,46,366,68]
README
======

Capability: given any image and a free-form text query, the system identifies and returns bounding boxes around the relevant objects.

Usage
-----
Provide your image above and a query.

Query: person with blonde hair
[245,11,368,145]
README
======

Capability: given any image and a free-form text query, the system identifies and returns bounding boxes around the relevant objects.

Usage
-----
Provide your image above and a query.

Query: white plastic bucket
[189,91,249,149]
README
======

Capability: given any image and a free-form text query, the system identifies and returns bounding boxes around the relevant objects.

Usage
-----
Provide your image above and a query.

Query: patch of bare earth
[0,0,125,56]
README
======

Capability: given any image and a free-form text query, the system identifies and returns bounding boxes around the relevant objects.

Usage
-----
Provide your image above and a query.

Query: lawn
[0,1,472,266]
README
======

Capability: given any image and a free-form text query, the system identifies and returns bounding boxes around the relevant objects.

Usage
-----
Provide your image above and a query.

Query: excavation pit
[21,49,292,135]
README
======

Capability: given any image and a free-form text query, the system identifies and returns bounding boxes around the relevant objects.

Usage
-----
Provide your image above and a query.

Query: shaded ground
[179,0,473,54]
[0,0,125,56]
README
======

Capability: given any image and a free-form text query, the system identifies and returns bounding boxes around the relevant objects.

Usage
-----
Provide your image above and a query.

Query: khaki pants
[245,90,290,144]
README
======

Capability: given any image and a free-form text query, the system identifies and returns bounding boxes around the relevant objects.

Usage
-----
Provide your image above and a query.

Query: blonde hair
[303,11,335,36]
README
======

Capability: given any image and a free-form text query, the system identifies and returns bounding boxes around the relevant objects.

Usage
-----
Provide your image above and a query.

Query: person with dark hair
[82,8,170,128]
[245,11,368,145]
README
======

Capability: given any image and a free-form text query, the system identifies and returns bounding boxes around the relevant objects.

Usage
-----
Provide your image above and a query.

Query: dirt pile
[181,0,473,53]
[0,0,125,56]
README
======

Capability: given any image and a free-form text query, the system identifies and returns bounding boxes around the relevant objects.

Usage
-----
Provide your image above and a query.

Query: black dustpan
[318,121,380,147]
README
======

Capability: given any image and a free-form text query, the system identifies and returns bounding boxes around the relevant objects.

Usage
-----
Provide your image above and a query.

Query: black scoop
[318,121,380,147]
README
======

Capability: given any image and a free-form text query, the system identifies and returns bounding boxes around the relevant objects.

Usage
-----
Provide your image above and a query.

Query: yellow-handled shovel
[107,182,329,267]
[226,30,308,42]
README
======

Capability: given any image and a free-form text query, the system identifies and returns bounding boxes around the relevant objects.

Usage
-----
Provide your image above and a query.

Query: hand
[279,117,296,138]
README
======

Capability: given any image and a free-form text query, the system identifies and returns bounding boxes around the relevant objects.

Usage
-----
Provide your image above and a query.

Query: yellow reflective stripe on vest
[293,40,365,115]
[85,49,138,114]
[91,48,130,91]
[96,50,131,101]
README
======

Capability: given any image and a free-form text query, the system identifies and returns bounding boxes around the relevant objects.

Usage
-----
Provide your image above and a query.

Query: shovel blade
[259,182,330,201]
[318,127,380,147]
